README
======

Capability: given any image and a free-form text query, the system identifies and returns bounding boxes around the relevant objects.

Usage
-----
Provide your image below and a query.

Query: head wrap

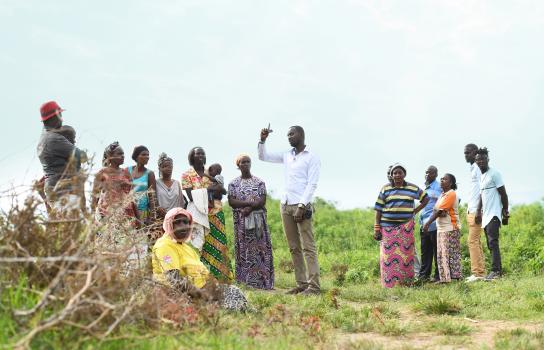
[158,152,173,168]
[389,163,407,177]
[163,207,193,236]
[235,153,251,167]
[103,141,121,166]
[132,145,149,162]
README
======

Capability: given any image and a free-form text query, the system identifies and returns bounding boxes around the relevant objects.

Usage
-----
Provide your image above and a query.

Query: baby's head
[208,163,222,177]
[54,125,76,145]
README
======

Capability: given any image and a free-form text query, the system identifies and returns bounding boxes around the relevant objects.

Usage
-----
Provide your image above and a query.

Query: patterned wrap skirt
[380,220,415,288]
[437,229,462,282]
[200,210,234,283]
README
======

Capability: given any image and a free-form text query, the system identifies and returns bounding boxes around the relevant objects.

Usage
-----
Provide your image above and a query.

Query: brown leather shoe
[285,286,307,295]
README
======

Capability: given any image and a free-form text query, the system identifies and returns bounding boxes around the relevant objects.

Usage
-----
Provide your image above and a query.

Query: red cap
[40,101,65,121]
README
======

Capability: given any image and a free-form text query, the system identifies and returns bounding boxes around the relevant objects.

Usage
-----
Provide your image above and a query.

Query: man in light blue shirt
[476,147,509,280]
[418,166,441,281]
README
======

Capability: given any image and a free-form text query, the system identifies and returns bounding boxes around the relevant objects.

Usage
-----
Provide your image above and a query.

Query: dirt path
[338,319,542,349]
[268,287,542,349]
[335,300,542,349]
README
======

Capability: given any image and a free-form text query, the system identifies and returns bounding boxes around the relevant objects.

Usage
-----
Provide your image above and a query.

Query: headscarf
[235,153,251,167]
[102,141,121,166]
[158,152,173,168]
[163,207,193,236]
[389,163,407,177]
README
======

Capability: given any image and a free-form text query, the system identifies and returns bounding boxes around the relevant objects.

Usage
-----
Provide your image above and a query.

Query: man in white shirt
[475,147,509,281]
[258,125,321,295]
[463,143,486,282]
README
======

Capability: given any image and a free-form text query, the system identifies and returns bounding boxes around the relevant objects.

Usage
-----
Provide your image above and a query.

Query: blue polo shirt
[418,180,442,231]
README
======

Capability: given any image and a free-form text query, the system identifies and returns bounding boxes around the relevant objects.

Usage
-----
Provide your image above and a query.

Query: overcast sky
[1,0,542,209]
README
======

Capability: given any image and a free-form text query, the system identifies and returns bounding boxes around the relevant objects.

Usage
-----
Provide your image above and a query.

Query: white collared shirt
[467,162,482,214]
[258,142,320,205]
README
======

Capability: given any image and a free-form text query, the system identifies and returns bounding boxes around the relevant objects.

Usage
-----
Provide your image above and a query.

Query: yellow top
[152,235,210,288]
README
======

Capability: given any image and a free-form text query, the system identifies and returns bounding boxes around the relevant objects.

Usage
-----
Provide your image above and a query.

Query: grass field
[1,197,543,349]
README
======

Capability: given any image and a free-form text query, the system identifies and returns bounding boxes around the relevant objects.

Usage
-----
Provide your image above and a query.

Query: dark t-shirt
[36,127,76,189]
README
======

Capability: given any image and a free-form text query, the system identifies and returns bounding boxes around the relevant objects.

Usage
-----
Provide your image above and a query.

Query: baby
[51,125,88,170]
[204,163,224,203]
[51,125,87,212]
[52,125,76,145]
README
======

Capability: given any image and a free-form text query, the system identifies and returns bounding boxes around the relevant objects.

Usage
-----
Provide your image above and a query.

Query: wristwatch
[297,203,305,209]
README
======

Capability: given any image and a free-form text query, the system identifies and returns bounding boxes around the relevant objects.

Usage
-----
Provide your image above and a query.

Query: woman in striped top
[423,173,462,283]
[374,163,429,288]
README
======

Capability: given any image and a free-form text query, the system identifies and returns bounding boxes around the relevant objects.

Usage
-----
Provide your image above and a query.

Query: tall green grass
[1,197,543,349]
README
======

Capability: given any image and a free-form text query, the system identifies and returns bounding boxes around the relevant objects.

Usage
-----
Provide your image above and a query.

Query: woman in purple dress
[228,154,274,290]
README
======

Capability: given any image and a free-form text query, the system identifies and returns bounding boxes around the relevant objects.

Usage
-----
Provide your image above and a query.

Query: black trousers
[418,228,439,280]
[484,216,502,273]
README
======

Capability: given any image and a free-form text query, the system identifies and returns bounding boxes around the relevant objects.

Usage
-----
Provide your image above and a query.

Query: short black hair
[132,145,149,161]
[209,163,222,172]
[476,147,489,157]
[289,125,305,137]
[444,173,458,191]
[188,147,205,166]
[465,143,478,151]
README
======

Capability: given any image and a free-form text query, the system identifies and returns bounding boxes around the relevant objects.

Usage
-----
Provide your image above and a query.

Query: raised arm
[257,142,284,163]
[257,128,283,163]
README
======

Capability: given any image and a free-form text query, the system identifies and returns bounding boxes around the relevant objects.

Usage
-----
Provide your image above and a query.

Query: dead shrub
[0,186,218,349]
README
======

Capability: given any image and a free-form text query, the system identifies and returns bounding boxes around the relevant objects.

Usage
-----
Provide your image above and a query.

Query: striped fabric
[375,182,428,227]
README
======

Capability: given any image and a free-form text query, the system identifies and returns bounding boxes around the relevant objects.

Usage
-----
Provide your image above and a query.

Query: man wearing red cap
[36,101,79,203]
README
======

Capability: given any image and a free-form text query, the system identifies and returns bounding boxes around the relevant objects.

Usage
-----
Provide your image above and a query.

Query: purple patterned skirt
[233,210,274,290]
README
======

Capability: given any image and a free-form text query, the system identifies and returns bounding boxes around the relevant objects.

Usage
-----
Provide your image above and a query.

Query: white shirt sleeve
[299,154,321,205]
[492,169,505,188]
[257,142,283,163]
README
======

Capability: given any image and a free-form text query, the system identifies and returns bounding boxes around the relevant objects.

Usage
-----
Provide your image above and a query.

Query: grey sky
[1,0,542,209]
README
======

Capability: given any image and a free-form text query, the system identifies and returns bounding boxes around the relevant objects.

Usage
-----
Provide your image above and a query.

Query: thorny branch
[1,189,206,349]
